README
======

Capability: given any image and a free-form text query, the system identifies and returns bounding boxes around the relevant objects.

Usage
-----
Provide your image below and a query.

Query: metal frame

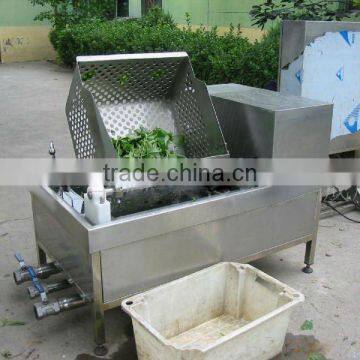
[31,185,322,351]
[36,231,319,350]
[305,190,321,267]
[91,252,106,350]
[29,79,330,352]
[208,84,332,158]
[24,68,331,355]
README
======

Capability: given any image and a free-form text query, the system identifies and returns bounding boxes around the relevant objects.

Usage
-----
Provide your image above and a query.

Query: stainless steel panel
[210,84,328,112]
[88,186,317,253]
[330,132,360,155]
[279,20,360,154]
[31,184,319,300]
[280,20,360,68]
[210,95,275,158]
[31,188,92,295]
[208,84,332,158]
[100,188,319,302]
[280,21,306,69]
[273,106,332,158]
[30,79,327,332]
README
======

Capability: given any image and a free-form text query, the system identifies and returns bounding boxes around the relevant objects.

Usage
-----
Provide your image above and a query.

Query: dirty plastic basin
[122,262,304,360]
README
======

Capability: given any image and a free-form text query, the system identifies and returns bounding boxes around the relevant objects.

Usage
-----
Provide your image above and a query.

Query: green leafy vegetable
[0,318,26,327]
[151,69,167,80]
[118,74,129,87]
[112,126,184,158]
[300,320,314,331]
[81,70,96,82]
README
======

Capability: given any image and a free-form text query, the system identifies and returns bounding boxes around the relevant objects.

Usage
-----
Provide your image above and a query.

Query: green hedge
[51,9,280,88]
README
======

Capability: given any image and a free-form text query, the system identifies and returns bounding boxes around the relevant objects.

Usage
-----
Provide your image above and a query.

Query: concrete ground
[0,61,359,360]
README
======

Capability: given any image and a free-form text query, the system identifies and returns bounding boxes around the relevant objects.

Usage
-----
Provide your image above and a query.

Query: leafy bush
[29,0,116,29]
[52,8,280,88]
[240,25,280,88]
[250,0,359,29]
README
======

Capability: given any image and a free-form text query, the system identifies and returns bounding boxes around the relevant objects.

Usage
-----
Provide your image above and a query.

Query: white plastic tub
[122,263,304,360]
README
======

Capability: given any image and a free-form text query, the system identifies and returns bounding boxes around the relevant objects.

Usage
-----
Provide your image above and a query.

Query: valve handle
[49,141,56,159]
[14,253,48,303]
[28,266,36,279]
[14,252,26,270]
[28,266,48,304]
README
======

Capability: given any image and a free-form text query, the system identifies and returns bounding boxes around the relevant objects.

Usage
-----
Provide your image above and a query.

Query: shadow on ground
[75,333,330,360]
[75,336,137,360]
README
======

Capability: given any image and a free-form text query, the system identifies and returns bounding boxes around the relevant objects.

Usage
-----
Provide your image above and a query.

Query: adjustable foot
[302,264,313,274]
[94,344,108,357]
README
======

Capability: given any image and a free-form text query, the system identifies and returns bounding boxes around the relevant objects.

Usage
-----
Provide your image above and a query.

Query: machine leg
[37,245,47,266]
[91,253,108,356]
[93,306,107,356]
[303,240,315,274]
[303,191,321,274]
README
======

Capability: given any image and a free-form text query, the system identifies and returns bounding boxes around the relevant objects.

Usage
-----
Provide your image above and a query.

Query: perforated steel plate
[66,53,228,158]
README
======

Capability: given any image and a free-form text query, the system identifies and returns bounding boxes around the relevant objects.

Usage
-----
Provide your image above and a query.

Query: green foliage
[52,8,280,88]
[251,0,359,29]
[29,0,116,29]
[0,318,26,327]
[236,25,280,88]
[112,127,184,158]
[307,353,327,360]
[140,6,175,27]
[300,319,314,331]
[0,350,12,359]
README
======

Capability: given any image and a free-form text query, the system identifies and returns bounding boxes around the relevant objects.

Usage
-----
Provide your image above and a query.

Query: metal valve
[28,267,48,304]
[27,279,72,299]
[34,294,89,320]
[14,253,48,304]
[49,141,56,158]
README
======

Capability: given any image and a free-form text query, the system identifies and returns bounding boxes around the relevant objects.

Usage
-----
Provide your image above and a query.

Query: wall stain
[2,36,30,53]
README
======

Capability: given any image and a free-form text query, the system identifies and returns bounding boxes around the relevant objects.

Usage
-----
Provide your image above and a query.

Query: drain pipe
[13,262,60,285]
[13,253,61,286]
[27,279,72,299]
[34,294,89,320]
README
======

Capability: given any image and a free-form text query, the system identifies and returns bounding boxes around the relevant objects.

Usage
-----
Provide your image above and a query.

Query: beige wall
[218,26,265,42]
[0,24,264,63]
[0,26,56,63]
